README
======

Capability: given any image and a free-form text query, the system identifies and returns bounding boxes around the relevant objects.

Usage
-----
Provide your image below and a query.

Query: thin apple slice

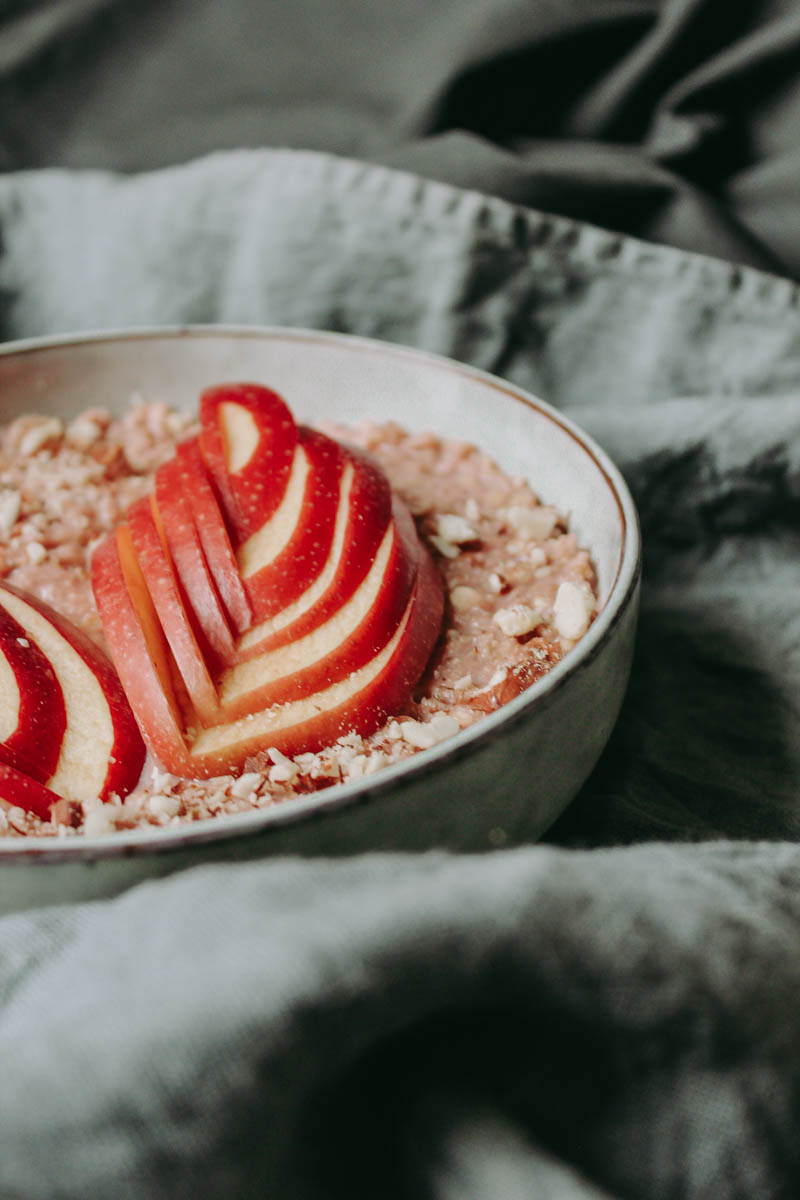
[0,581,145,804]
[91,527,195,774]
[0,759,62,823]
[0,602,66,783]
[155,455,238,667]
[217,499,418,720]
[236,444,394,658]
[126,495,223,728]
[237,426,344,621]
[199,383,297,543]
[182,548,444,775]
[175,438,253,635]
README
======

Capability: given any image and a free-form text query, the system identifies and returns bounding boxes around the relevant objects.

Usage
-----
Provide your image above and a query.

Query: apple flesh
[126,495,224,728]
[237,426,344,622]
[217,498,418,719]
[175,438,253,636]
[199,383,297,543]
[0,601,66,783]
[0,581,145,813]
[155,455,238,667]
[0,759,63,823]
[91,382,446,780]
[236,444,394,658]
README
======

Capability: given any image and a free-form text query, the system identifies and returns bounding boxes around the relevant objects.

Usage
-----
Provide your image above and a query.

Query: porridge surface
[0,404,596,839]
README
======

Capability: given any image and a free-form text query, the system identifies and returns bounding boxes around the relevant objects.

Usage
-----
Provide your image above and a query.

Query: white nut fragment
[267,747,299,785]
[553,581,595,641]
[434,513,478,544]
[487,572,505,594]
[493,604,541,637]
[147,792,182,818]
[0,489,21,534]
[429,535,461,559]
[230,771,264,800]
[25,541,47,565]
[464,498,480,522]
[398,713,459,749]
[449,585,481,611]
[19,417,64,457]
[83,803,117,837]
[67,416,103,448]
[505,505,557,540]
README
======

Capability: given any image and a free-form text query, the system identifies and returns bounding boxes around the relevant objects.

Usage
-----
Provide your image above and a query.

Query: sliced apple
[0,602,66,783]
[126,495,223,728]
[175,438,253,635]
[182,547,444,775]
[237,426,344,621]
[91,527,195,775]
[235,443,394,658]
[91,383,446,781]
[155,455,238,666]
[0,759,62,823]
[0,581,145,806]
[199,383,298,543]
[217,498,418,720]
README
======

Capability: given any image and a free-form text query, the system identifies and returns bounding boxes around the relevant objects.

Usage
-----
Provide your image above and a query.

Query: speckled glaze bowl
[0,327,640,915]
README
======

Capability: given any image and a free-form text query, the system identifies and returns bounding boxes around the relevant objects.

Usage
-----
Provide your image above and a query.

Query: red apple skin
[199,383,297,544]
[155,455,238,667]
[179,545,445,776]
[0,581,146,803]
[175,438,253,635]
[236,442,394,656]
[239,425,344,621]
[93,517,444,780]
[126,495,223,729]
[217,497,419,720]
[90,527,195,775]
[0,602,66,783]
[0,759,62,822]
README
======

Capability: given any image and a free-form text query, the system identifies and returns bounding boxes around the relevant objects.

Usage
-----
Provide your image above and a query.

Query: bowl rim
[0,324,641,863]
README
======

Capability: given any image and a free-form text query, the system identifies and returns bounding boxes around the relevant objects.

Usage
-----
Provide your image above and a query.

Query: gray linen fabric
[0,150,799,1197]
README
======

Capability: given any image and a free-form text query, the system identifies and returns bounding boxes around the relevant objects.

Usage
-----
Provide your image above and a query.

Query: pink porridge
[0,402,597,838]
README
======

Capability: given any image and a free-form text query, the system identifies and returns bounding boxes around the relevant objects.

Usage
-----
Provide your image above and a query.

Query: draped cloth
[1,2,799,1196]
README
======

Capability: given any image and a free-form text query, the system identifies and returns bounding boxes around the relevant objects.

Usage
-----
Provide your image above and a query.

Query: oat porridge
[0,388,597,839]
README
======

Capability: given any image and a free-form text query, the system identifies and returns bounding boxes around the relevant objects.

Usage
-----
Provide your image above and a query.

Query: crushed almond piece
[429,534,460,559]
[449,585,481,611]
[435,513,479,544]
[19,417,64,457]
[553,581,595,641]
[0,489,21,534]
[147,792,182,818]
[503,505,558,540]
[493,604,542,638]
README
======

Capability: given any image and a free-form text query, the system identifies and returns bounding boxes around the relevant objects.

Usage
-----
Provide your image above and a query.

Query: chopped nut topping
[0,489,21,534]
[19,417,64,457]
[230,772,264,800]
[434,513,479,544]
[449,585,481,610]
[429,534,460,559]
[553,580,595,641]
[493,604,542,637]
[147,792,182,818]
[25,541,47,564]
[504,505,557,540]
[67,416,103,448]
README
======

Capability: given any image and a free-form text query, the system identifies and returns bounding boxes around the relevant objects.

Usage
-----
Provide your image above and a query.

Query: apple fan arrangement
[0,384,445,822]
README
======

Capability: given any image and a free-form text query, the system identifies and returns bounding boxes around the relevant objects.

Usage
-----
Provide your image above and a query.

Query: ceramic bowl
[0,327,640,915]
